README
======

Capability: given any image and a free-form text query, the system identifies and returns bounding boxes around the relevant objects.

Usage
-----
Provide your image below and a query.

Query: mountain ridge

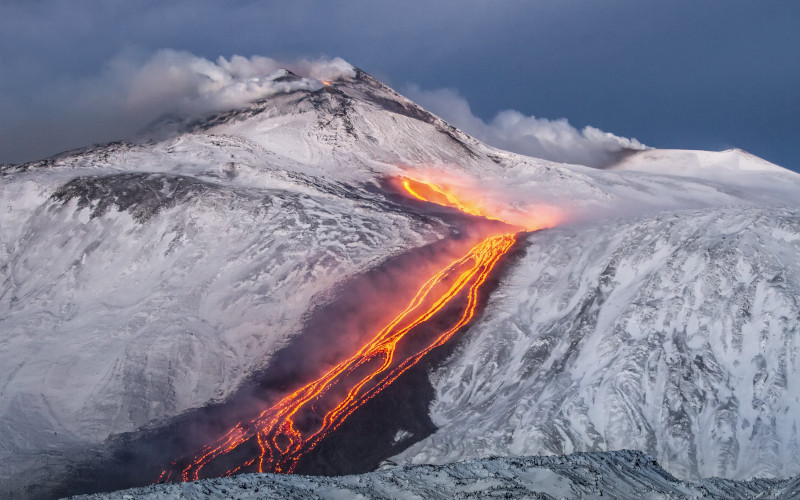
[1,67,799,497]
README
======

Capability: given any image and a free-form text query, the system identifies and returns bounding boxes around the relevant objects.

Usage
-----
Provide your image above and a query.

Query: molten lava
[160,176,526,482]
[400,177,504,223]
[398,176,561,231]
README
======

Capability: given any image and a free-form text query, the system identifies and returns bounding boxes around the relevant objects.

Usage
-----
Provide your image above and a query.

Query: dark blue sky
[1,1,798,170]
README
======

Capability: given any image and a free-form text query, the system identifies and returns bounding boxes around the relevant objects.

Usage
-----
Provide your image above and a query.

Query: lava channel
[160,177,523,482]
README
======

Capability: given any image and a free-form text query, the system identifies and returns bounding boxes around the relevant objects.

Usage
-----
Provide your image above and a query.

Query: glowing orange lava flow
[160,232,517,482]
[398,176,563,232]
[401,177,504,223]
[158,175,530,483]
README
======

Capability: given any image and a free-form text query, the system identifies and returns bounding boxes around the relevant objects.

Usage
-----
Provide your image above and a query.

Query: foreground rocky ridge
[71,451,799,499]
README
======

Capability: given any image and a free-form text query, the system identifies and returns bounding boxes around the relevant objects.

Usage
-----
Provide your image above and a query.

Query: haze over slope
[1,62,799,496]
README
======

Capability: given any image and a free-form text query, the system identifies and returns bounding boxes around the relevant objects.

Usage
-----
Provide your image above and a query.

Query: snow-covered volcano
[1,64,799,498]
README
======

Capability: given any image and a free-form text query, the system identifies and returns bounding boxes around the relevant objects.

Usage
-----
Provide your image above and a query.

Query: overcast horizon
[1,1,798,171]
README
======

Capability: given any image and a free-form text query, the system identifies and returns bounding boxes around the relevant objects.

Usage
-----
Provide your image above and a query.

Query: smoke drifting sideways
[2,47,644,169]
[404,85,648,168]
[0,50,356,165]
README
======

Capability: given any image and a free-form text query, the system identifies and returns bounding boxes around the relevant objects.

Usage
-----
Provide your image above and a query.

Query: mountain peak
[3,60,800,498]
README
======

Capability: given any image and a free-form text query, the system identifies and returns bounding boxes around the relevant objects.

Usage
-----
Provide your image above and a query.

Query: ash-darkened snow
[1,63,800,499]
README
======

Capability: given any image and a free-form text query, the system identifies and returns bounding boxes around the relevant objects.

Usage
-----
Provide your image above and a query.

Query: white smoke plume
[124,51,355,115]
[404,86,647,167]
[2,50,356,163]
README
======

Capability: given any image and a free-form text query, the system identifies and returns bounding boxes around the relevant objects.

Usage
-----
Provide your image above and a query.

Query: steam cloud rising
[404,86,647,167]
[123,51,355,115]
[1,50,355,164]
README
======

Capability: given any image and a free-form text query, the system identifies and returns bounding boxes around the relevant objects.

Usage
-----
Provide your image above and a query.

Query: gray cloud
[404,86,647,167]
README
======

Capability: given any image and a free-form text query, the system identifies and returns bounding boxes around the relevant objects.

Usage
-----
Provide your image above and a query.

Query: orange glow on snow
[398,176,561,231]
[159,174,560,483]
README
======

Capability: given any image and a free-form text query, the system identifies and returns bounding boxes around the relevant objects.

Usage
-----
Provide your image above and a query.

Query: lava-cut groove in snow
[153,177,524,483]
[52,179,530,498]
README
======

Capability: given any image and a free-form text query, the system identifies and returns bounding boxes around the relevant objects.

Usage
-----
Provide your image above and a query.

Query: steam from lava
[160,234,517,481]
[389,171,564,231]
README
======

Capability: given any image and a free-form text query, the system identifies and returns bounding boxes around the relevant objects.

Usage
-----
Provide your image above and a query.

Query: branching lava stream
[159,176,526,482]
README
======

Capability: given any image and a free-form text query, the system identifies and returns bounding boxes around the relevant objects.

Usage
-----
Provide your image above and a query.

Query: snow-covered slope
[0,134,455,495]
[1,64,800,496]
[610,147,787,176]
[393,206,800,481]
[71,451,796,500]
